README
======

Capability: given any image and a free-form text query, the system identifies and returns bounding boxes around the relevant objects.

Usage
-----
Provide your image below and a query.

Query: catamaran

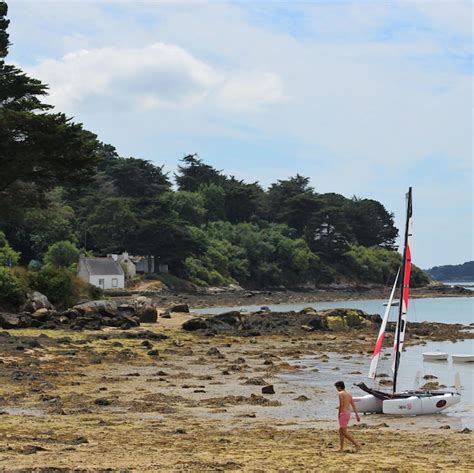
[353,188,461,415]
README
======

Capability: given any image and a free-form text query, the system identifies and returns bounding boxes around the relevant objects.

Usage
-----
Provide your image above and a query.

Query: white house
[109,252,156,278]
[77,256,125,289]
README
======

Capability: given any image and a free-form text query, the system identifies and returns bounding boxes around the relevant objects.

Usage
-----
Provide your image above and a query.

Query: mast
[392,187,412,394]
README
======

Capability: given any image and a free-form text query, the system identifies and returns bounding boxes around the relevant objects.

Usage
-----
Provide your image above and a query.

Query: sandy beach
[1,313,473,472]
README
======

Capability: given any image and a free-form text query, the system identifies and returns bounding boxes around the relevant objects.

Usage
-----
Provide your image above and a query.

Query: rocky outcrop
[21,291,53,313]
[169,304,190,313]
[182,307,379,336]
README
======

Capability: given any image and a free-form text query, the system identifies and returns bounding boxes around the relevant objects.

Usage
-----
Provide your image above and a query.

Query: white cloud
[26,42,284,112]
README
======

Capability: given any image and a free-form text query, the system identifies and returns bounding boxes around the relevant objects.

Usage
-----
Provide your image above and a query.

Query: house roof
[81,257,124,276]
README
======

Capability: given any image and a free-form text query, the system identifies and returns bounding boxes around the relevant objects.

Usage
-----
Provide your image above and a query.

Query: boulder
[31,308,50,320]
[213,311,242,326]
[169,303,190,313]
[182,318,208,331]
[0,312,22,329]
[22,291,53,313]
[137,306,158,323]
[74,300,118,317]
[261,385,275,395]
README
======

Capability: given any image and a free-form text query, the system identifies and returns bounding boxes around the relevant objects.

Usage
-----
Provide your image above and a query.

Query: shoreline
[145,286,473,310]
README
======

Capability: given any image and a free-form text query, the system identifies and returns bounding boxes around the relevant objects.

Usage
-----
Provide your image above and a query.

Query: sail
[392,189,413,374]
[368,268,400,379]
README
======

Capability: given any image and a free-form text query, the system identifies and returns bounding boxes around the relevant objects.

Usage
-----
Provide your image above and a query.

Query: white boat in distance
[423,352,448,361]
[383,300,399,307]
[452,355,474,363]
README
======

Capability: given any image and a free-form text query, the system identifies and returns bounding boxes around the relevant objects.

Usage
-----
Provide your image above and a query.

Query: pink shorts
[339,410,351,428]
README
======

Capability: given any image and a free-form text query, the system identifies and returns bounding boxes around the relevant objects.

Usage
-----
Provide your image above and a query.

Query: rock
[71,436,89,444]
[147,349,159,356]
[460,428,471,434]
[243,377,268,386]
[169,304,190,313]
[294,395,310,401]
[74,300,118,317]
[182,318,208,331]
[160,310,171,319]
[207,347,222,356]
[439,425,451,429]
[0,312,22,329]
[22,291,53,313]
[94,398,111,406]
[31,308,50,320]
[261,385,275,395]
[175,428,186,434]
[301,325,314,332]
[423,374,438,380]
[137,306,157,323]
[141,340,153,348]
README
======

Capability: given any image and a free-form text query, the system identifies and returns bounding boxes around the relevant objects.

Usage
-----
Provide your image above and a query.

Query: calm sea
[195,295,473,427]
[195,296,474,325]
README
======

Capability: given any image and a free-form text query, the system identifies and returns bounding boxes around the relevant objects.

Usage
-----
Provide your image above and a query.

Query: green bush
[0,267,26,307]
[29,265,78,308]
[0,231,21,267]
[43,241,80,268]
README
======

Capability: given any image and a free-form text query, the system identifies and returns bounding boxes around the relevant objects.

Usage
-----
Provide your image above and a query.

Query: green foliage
[342,244,429,287]
[0,230,20,266]
[184,221,321,288]
[164,191,206,225]
[44,241,80,268]
[343,244,400,283]
[0,266,25,307]
[175,154,224,192]
[29,265,79,308]
[108,157,171,198]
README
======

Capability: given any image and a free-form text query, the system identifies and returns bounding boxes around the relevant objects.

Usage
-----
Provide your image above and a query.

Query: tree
[108,157,171,198]
[0,229,19,266]
[175,154,224,192]
[265,175,319,233]
[348,198,398,249]
[86,197,140,253]
[223,177,265,223]
[0,3,99,197]
[44,241,80,268]
[199,183,226,221]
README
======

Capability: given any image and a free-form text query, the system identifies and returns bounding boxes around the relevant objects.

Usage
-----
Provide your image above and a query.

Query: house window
[112,278,118,287]
[98,279,105,288]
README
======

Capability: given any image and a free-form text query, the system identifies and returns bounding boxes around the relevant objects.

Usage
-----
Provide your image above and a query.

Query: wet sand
[0,317,473,472]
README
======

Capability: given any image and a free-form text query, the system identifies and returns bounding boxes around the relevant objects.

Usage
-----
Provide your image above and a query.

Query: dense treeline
[0,2,429,297]
[426,261,474,282]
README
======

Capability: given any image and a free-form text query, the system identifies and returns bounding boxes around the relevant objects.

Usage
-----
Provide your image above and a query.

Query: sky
[6,0,473,268]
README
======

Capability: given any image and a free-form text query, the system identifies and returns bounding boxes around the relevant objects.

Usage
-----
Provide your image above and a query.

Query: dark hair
[335,381,345,390]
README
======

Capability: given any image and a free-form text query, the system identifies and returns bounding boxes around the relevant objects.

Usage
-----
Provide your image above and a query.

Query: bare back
[338,390,352,412]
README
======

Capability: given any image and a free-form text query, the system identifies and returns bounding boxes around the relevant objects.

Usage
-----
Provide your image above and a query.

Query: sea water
[195,296,474,325]
[195,297,473,427]
[278,338,474,428]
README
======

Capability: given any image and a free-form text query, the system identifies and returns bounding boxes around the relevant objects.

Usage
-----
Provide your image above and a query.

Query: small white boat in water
[423,352,448,361]
[452,355,474,363]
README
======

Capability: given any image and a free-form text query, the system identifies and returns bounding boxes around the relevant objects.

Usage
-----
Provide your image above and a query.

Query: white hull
[423,352,448,361]
[382,392,461,415]
[354,392,461,416]
[452,355,474,363]
[353,394,383,413]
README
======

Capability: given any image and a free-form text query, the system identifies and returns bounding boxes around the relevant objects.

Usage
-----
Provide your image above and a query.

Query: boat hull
[423,352,448,361]
[382,392,461,415]
[352,394,383,413]
[452,355,474,363]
